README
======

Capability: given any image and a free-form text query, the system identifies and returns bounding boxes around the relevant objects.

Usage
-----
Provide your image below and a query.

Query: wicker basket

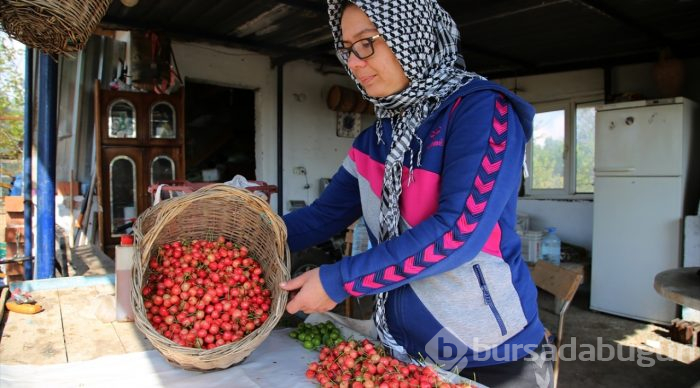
[131,184,290,371]
[0,0,112,55]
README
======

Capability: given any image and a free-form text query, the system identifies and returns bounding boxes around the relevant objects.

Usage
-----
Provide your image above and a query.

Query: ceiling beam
[271,40,334,66]
[457,0,568,28]
[482,48,664,79]
[274,0,326,14]
[568,0,675,48]
[100,17,302,58]
[461,43,536,70]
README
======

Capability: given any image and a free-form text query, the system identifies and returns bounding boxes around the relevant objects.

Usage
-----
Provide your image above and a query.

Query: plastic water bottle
[541,227,561,265]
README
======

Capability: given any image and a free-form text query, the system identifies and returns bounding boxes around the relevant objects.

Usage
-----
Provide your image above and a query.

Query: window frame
[524,96,602,200]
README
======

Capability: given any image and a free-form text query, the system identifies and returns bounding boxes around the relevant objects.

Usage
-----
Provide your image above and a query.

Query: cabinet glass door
[150,102,176,139]
[151,155,176,184]
[108,100,137,138]
[109,156,138,236]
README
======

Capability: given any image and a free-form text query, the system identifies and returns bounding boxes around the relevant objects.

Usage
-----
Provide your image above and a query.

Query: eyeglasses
[336,34,382,63]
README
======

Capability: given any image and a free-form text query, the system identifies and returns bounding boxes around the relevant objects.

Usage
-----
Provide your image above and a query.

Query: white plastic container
[541,227,561,265]
[115,244,135,321]
[520,230,543,263]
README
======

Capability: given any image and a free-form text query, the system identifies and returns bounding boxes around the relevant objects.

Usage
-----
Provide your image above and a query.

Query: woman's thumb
[279,272,306,291]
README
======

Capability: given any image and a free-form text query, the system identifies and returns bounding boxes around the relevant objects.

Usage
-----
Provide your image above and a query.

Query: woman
[281,1,552,386]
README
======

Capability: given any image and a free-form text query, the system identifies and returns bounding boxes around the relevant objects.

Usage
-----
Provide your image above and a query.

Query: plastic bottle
[541,227,561,265]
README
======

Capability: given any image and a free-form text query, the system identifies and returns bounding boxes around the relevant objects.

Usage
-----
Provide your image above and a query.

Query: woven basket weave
[131,184,290,371]
[0,0,111,55]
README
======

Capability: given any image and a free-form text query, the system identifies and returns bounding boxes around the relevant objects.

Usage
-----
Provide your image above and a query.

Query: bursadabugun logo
[424,329,674,372]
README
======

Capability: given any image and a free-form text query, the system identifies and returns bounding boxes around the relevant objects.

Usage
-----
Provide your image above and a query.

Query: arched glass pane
[151,155,176,185]
[108,100,137,138]
[110,156,137,237]
[151,102,176,139]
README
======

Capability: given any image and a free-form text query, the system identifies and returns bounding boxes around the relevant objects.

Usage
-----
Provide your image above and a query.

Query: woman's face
[340,5,410,98]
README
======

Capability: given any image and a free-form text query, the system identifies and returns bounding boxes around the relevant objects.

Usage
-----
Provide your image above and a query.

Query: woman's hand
[280,268,338,314]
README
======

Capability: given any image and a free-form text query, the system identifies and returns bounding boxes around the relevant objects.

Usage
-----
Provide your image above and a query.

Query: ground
[539,287,700,388]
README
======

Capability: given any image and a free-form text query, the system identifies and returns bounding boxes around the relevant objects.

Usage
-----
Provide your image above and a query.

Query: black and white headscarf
[328,0,484,359]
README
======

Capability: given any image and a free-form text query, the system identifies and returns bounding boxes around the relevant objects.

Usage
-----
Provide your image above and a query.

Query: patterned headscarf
[327,0,484,242]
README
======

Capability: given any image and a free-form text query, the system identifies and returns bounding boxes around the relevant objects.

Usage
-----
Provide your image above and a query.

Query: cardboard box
[3,196,23,212]
[56,181,80,197]
[5,225,23,243]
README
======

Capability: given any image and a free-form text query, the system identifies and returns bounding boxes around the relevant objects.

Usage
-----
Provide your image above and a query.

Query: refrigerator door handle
[594,167,636,173]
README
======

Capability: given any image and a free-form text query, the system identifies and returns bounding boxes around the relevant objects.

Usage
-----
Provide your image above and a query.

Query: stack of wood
[2,196,26,282]
[73,173,99,247]
[669,318,700,346]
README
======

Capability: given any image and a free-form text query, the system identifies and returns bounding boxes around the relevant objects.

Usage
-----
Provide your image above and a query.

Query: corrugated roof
[101,0,700,77]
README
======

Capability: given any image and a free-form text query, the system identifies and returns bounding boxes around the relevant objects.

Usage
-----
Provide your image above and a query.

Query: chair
[530,260,583,388]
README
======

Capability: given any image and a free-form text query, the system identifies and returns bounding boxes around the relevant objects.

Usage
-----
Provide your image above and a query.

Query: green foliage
[0,32,24,159]
[575,106,595,193]
[532,137,564,190]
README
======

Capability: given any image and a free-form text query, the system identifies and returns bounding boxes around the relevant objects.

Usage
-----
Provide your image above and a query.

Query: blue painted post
[36,52,57,279]
[23,47,34,280]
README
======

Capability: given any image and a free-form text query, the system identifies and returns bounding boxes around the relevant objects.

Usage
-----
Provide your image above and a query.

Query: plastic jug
[541,227,561,265]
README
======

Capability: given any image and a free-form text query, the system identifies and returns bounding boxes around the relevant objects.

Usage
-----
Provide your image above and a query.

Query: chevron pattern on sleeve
[343,94,510,297]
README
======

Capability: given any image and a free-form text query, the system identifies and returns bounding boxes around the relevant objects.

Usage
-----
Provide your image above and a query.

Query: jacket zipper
[473,264,507,336]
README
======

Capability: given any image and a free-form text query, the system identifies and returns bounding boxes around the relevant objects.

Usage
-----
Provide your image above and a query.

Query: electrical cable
[303,170,310,204]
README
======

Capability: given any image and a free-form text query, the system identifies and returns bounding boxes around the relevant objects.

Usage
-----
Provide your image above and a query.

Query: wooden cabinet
[96,86,185,255]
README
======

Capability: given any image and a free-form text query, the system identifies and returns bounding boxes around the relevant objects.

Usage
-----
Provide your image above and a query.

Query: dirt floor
[539,286,700,388]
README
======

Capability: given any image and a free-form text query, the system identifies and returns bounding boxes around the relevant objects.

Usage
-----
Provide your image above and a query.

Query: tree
[0,31,24,159]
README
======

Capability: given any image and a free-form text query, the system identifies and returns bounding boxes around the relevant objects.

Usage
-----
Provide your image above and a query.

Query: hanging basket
[0,0,112,55]
[131,184,291,371]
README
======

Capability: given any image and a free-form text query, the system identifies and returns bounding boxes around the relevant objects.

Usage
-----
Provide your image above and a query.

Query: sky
[533,109,565,147]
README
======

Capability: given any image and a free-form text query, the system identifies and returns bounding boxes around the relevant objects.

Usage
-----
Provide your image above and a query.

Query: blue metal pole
[36,52,57,279]
[22,47,34,280]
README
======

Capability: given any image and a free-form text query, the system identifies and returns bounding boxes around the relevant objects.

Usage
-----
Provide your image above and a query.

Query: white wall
[517,200,593,251]
[612,57,700,102]
[165,42,700,252]
[282,61,357,209]
[171,41,358,213]
[494,68,604,103]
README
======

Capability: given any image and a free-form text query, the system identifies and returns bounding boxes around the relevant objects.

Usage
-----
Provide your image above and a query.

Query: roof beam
[461,43,536,70]
[482,49,662,79]
[568,0,675,48]
[100,17,301,58]
[273,0,325,14]
[457,0,568,28]
[271,40,334,66]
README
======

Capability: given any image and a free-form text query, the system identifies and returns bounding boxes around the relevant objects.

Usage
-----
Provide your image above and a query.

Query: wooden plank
[531,260,583,302]
[0,289,68,364]
[58,284,126,362]
[112,321,155,353]
[69,244,115,277]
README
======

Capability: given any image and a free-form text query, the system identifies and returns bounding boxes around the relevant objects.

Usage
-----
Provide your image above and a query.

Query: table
[0,275,483,388]
[653,267,700,311]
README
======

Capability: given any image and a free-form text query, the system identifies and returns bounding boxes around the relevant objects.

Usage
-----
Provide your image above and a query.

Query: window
[524,98,600,198]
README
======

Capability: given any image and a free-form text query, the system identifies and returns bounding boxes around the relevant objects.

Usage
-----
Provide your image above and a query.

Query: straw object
[0,0,112,55]
[131,184,290,371]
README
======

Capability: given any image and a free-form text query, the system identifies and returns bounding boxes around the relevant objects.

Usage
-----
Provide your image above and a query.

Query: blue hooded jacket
[284,79,544,368]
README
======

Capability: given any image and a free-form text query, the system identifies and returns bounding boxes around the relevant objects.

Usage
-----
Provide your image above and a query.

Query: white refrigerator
[590,97,699,324]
